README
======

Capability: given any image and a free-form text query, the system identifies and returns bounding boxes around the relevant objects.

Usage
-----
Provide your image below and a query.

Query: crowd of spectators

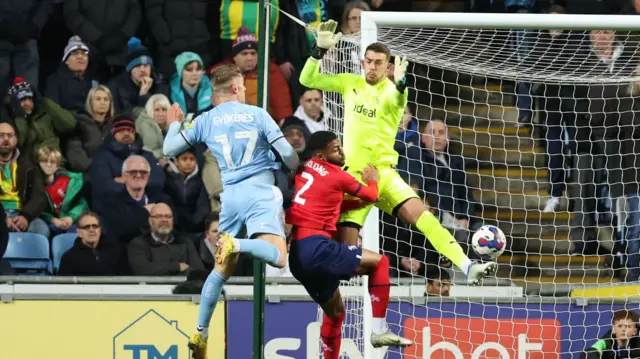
[1,0,640,297]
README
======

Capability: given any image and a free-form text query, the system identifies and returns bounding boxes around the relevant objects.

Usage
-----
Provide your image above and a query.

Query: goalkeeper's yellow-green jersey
[300,58,408,172]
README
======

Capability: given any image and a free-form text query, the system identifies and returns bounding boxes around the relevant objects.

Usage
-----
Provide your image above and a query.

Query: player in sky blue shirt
[163,64,299,359]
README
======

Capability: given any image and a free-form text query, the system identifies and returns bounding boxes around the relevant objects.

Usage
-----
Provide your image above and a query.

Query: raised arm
[259,109,300,173]
[299,20,350,94]
[163,103,199,157]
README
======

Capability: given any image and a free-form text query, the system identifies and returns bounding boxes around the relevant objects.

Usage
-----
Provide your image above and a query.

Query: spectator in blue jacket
[90,113,165,214]
[170,52,212,120]
[164,148,210,234]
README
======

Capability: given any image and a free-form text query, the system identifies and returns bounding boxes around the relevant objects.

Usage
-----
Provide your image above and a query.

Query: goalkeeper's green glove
[311,20,343,60]
[394,56,409,93]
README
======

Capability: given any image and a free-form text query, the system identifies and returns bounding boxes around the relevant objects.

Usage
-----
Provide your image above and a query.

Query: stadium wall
[1,291,637,359]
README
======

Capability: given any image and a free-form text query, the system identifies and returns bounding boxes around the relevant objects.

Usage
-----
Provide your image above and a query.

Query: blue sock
[196,270,226,334]
[237,239,281,267]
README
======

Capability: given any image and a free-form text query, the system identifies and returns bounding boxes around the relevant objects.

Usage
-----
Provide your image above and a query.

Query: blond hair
[210,64,242,93]
[144,94,171,117]
[85,85,115,119]
[37,146,62,165]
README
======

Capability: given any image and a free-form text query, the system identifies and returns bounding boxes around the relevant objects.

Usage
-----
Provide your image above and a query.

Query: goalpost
[317,10,640,359]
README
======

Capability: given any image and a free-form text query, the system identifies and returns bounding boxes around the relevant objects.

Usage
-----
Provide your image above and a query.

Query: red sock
[368,255,391,318]
[321,312,345,359]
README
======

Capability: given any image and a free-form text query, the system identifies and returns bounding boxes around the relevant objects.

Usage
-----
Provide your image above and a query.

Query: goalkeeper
[299,20,496,285]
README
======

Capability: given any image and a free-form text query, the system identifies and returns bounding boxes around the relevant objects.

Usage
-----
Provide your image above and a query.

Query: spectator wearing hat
[44,36,98,113]
[108,38,168,115]
[90,113,166,214]
[63,0,141,72]
[0,0,52,91]
[145,0,212,78]
[169,52,212,120]
[208,27,293,122]
[281,116,311,161]
[4,76,77,163]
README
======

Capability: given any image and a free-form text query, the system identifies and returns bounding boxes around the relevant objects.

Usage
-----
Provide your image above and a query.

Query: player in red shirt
[286,131,413,358]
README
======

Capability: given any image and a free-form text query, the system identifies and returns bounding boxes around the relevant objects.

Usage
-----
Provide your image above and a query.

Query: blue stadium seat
[2,233,51,274]
[51,233,78,273]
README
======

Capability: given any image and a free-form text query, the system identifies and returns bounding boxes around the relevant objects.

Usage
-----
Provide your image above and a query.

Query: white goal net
[312,11,640,359]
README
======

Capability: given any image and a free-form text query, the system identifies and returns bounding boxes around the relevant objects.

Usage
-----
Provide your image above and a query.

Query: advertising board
[227,301,627,359]
[0,300,225,359]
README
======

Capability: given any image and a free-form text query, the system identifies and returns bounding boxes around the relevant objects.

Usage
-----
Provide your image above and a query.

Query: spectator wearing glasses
[101,155,172,249]
[128,203,204,276]
[57,211,120,276]
[37,147,88,237]
[44,36,97,113]
[90,113,165,214]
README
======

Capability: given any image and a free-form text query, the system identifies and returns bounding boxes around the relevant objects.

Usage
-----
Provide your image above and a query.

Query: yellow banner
[571,285,640,298]
[0,300,225,359]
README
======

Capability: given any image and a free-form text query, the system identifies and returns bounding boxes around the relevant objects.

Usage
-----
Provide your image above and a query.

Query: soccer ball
[471,225,506,259]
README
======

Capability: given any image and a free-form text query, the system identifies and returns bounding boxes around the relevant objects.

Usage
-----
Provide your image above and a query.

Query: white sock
[461,258,472,276]
[371,318,388,335]
[233,237,240,251]
[197,326,209,340]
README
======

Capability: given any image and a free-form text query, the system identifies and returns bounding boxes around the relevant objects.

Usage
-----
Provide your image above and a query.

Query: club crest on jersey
[353,104,376,118]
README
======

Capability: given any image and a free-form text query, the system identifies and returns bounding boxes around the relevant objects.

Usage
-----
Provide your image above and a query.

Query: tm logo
[113,309,191,359]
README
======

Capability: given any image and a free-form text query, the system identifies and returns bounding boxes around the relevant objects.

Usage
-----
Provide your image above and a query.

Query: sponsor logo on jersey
[352,104,376,118]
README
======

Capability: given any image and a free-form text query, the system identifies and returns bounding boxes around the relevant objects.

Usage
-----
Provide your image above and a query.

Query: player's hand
[167,103,185,126]
[393,56,408,84]
[316,20,342,50]
[361,165,378,182]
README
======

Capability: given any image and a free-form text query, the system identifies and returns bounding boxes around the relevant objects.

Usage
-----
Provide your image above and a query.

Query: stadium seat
[51,233,78,273]
[2,233,51,274]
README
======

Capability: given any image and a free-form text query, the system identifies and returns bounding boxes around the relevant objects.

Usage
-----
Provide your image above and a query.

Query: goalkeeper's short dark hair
[306,131,337,155]
[365,42,391,61]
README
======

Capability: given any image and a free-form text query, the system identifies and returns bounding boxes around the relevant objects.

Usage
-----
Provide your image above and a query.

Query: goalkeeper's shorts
[339,165,419,228]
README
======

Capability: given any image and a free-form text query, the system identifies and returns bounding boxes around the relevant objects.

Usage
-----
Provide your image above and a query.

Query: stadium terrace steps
[428,75,610,288]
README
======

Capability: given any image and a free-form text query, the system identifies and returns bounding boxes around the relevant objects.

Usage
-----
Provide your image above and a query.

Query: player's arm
[339,166,379,203]
[163,104,203,157]
[390,56,410,108]
[299,20,351,94]
[260,109,300,173]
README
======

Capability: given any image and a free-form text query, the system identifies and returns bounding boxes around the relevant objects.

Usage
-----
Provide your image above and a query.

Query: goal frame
[357,10,640,359]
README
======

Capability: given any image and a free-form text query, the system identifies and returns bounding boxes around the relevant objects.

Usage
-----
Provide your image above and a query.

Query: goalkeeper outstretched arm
[299,20,353,93]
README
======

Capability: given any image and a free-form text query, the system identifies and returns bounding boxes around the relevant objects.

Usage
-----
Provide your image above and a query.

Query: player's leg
[337,201,373,245]
[189,188,244,358]
[217,185,287,268]
[382,168,497,284]
[318,289,346,359]
[354,249,412,347]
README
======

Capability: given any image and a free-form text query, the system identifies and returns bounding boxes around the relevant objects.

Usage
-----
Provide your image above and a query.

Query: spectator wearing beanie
[45,36,98,113]
[5,77,77,163]
[63,0,141,71]
[170,52,212,119]
[90,113,166,214]
[0,0,52,91]
[208,27,293,122]
[108,38,168,115]
[145,0,212,78]
[281,116,311,161]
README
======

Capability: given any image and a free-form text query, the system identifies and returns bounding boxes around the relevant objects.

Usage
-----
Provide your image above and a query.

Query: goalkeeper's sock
[415,211,472,275]
[368,255,391,334]
[321,312,345,359]
[237,239,281,267]
[196,269,227,338]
